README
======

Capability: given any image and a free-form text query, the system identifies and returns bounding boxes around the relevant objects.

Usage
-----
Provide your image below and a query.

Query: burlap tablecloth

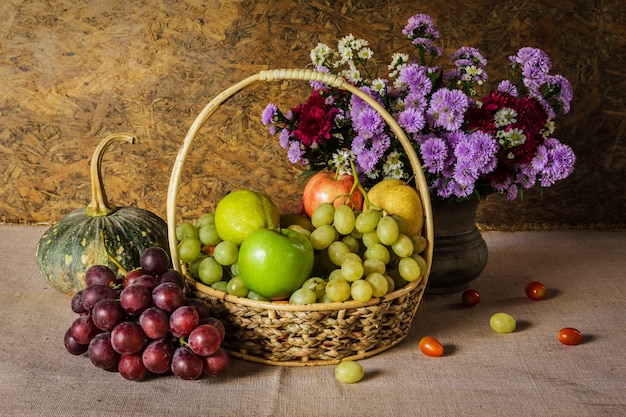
[1,224,624,417]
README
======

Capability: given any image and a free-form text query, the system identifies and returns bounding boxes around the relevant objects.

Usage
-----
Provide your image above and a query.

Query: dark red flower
[291,90,339,147]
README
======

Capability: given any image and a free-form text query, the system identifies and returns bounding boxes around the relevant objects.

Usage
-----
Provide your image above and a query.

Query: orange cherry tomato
[525,281,547,301]
[419,336,444,357]
[558,327,583,345]
[461,289,480,307]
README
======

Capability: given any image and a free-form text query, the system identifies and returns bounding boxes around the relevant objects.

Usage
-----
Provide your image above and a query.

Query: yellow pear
[367,179,424,236]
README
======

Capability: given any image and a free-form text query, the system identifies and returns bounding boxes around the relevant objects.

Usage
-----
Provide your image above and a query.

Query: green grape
[287,224,311,240]
[333,204,356,235]
[341,235,360,253]
[341,252,362,265]
[311,202,335,228]
[198,257,224,285]
[301,277,327,302]
[198,224,222,246]
[411,234,427,253]
[350,228,364,240]
[211,280,228,293]
[325,277,351,302]
[355,209,381,233]
[188,255,206,278]
[391,214,409,235]
[365,272,389,297]
[310,224,338,250]
[351,279,373,303]
[410,253,427,278]
[213,240,238,265]
[226,276,248,297]
[391,233,414,258]
[328,241,352,266]
[364,243,390,264]
[490,312,516,333]
[363,258,386,276]
[341,258,364,282]
[247,290,270,302]
[289,288,316,304]
[328,269,344,281]
[388,269,408,291]
[398,257,421,282]
[335,360,364,384]
[196,213,215,228]
[361,231,380,248]
[178,237,202,262]
[377,216,399,246]
[176,222,198,241]
[230,262,240,277]
[385,275,396,293]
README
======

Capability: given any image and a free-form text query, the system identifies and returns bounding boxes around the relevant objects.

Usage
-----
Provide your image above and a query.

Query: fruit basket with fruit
[166,69,434,366]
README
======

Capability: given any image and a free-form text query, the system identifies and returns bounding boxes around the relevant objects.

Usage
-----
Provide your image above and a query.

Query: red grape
[123,268,148,288]
[70,315,101,345]
[129,274,159,291]
[111,322,147,355]
[92,299,126,332]
[139,307,171,340]
[88,332,120,371]
[186,298,212,320]
[142,338,175,374]
[64,328,88,355]
[202,347,230,377]
[199,317,226,342]
[85,265,117,287]
[81,284,116,312]
[169,306,199,338]
[171,346,203,380]
[119,353,149,381]
[71,290,87,314]
[140,247,170,276]
[158,269,185,287]
[152,282,185,313]
[188,324,222,357]
[120,284,152,315]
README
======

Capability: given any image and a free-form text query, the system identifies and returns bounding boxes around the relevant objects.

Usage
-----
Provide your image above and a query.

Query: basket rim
[166,68,434,311]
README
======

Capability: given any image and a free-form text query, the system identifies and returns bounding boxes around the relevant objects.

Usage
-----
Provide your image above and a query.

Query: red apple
[302,171,364,218]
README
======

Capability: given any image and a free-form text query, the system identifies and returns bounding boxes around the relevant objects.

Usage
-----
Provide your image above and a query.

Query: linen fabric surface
[1,225,624,417]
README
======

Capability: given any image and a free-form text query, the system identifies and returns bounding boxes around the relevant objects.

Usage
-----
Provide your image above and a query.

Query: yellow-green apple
[214,190,280,245]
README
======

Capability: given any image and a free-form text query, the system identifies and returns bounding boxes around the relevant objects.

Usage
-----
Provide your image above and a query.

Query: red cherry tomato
[525,281,547,301]
[461,289,480,307]
[419,336,444,357]
[558,327,583,345]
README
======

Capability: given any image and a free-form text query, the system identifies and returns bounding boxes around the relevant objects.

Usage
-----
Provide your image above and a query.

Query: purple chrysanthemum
[397,107,426,133]
[421,136,448,173]
[262,104,278,125]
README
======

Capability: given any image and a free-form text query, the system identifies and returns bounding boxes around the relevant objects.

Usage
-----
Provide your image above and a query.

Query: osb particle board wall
[1,0,625,229]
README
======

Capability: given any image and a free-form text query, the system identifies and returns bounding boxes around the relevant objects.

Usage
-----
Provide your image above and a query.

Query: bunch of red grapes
[64,247,230,381]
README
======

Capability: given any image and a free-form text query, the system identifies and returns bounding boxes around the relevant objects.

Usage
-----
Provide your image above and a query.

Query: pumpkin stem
[86,133,139,217]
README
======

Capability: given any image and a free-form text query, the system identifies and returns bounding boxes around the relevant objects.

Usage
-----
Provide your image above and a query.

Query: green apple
[238,228,314,300]
[214,190,280,245]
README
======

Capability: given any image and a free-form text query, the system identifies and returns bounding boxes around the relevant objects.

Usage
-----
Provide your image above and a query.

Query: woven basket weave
[166,69,434,366]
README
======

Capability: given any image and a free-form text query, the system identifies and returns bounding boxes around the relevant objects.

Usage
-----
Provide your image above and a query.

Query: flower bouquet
[262,13,576,202]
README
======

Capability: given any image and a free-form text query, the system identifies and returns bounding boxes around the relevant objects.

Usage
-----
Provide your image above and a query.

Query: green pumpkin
[35,133,169,295]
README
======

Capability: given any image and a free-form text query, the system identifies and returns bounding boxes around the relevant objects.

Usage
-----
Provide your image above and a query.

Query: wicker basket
[166,69,434,366]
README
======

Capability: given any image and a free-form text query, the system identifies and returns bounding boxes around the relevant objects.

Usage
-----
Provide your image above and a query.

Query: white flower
[494,108,517,128]
[310,42,333,66]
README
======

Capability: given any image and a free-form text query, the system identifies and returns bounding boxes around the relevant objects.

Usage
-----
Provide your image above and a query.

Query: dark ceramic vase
[427,197,488,294]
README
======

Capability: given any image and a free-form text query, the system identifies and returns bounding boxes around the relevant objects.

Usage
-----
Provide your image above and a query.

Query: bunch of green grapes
[288,202,427,304]
[176,214,264,301]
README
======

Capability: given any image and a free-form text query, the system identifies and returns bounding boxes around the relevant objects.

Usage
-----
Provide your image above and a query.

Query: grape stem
[99,230,129,276]
[347,161,372,209]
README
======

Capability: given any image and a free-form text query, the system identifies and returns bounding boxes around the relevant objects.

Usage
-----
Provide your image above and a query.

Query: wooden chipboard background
[1,0,625,229]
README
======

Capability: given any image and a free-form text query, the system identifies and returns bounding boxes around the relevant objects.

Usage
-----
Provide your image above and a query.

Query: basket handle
[166,68,433,278]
